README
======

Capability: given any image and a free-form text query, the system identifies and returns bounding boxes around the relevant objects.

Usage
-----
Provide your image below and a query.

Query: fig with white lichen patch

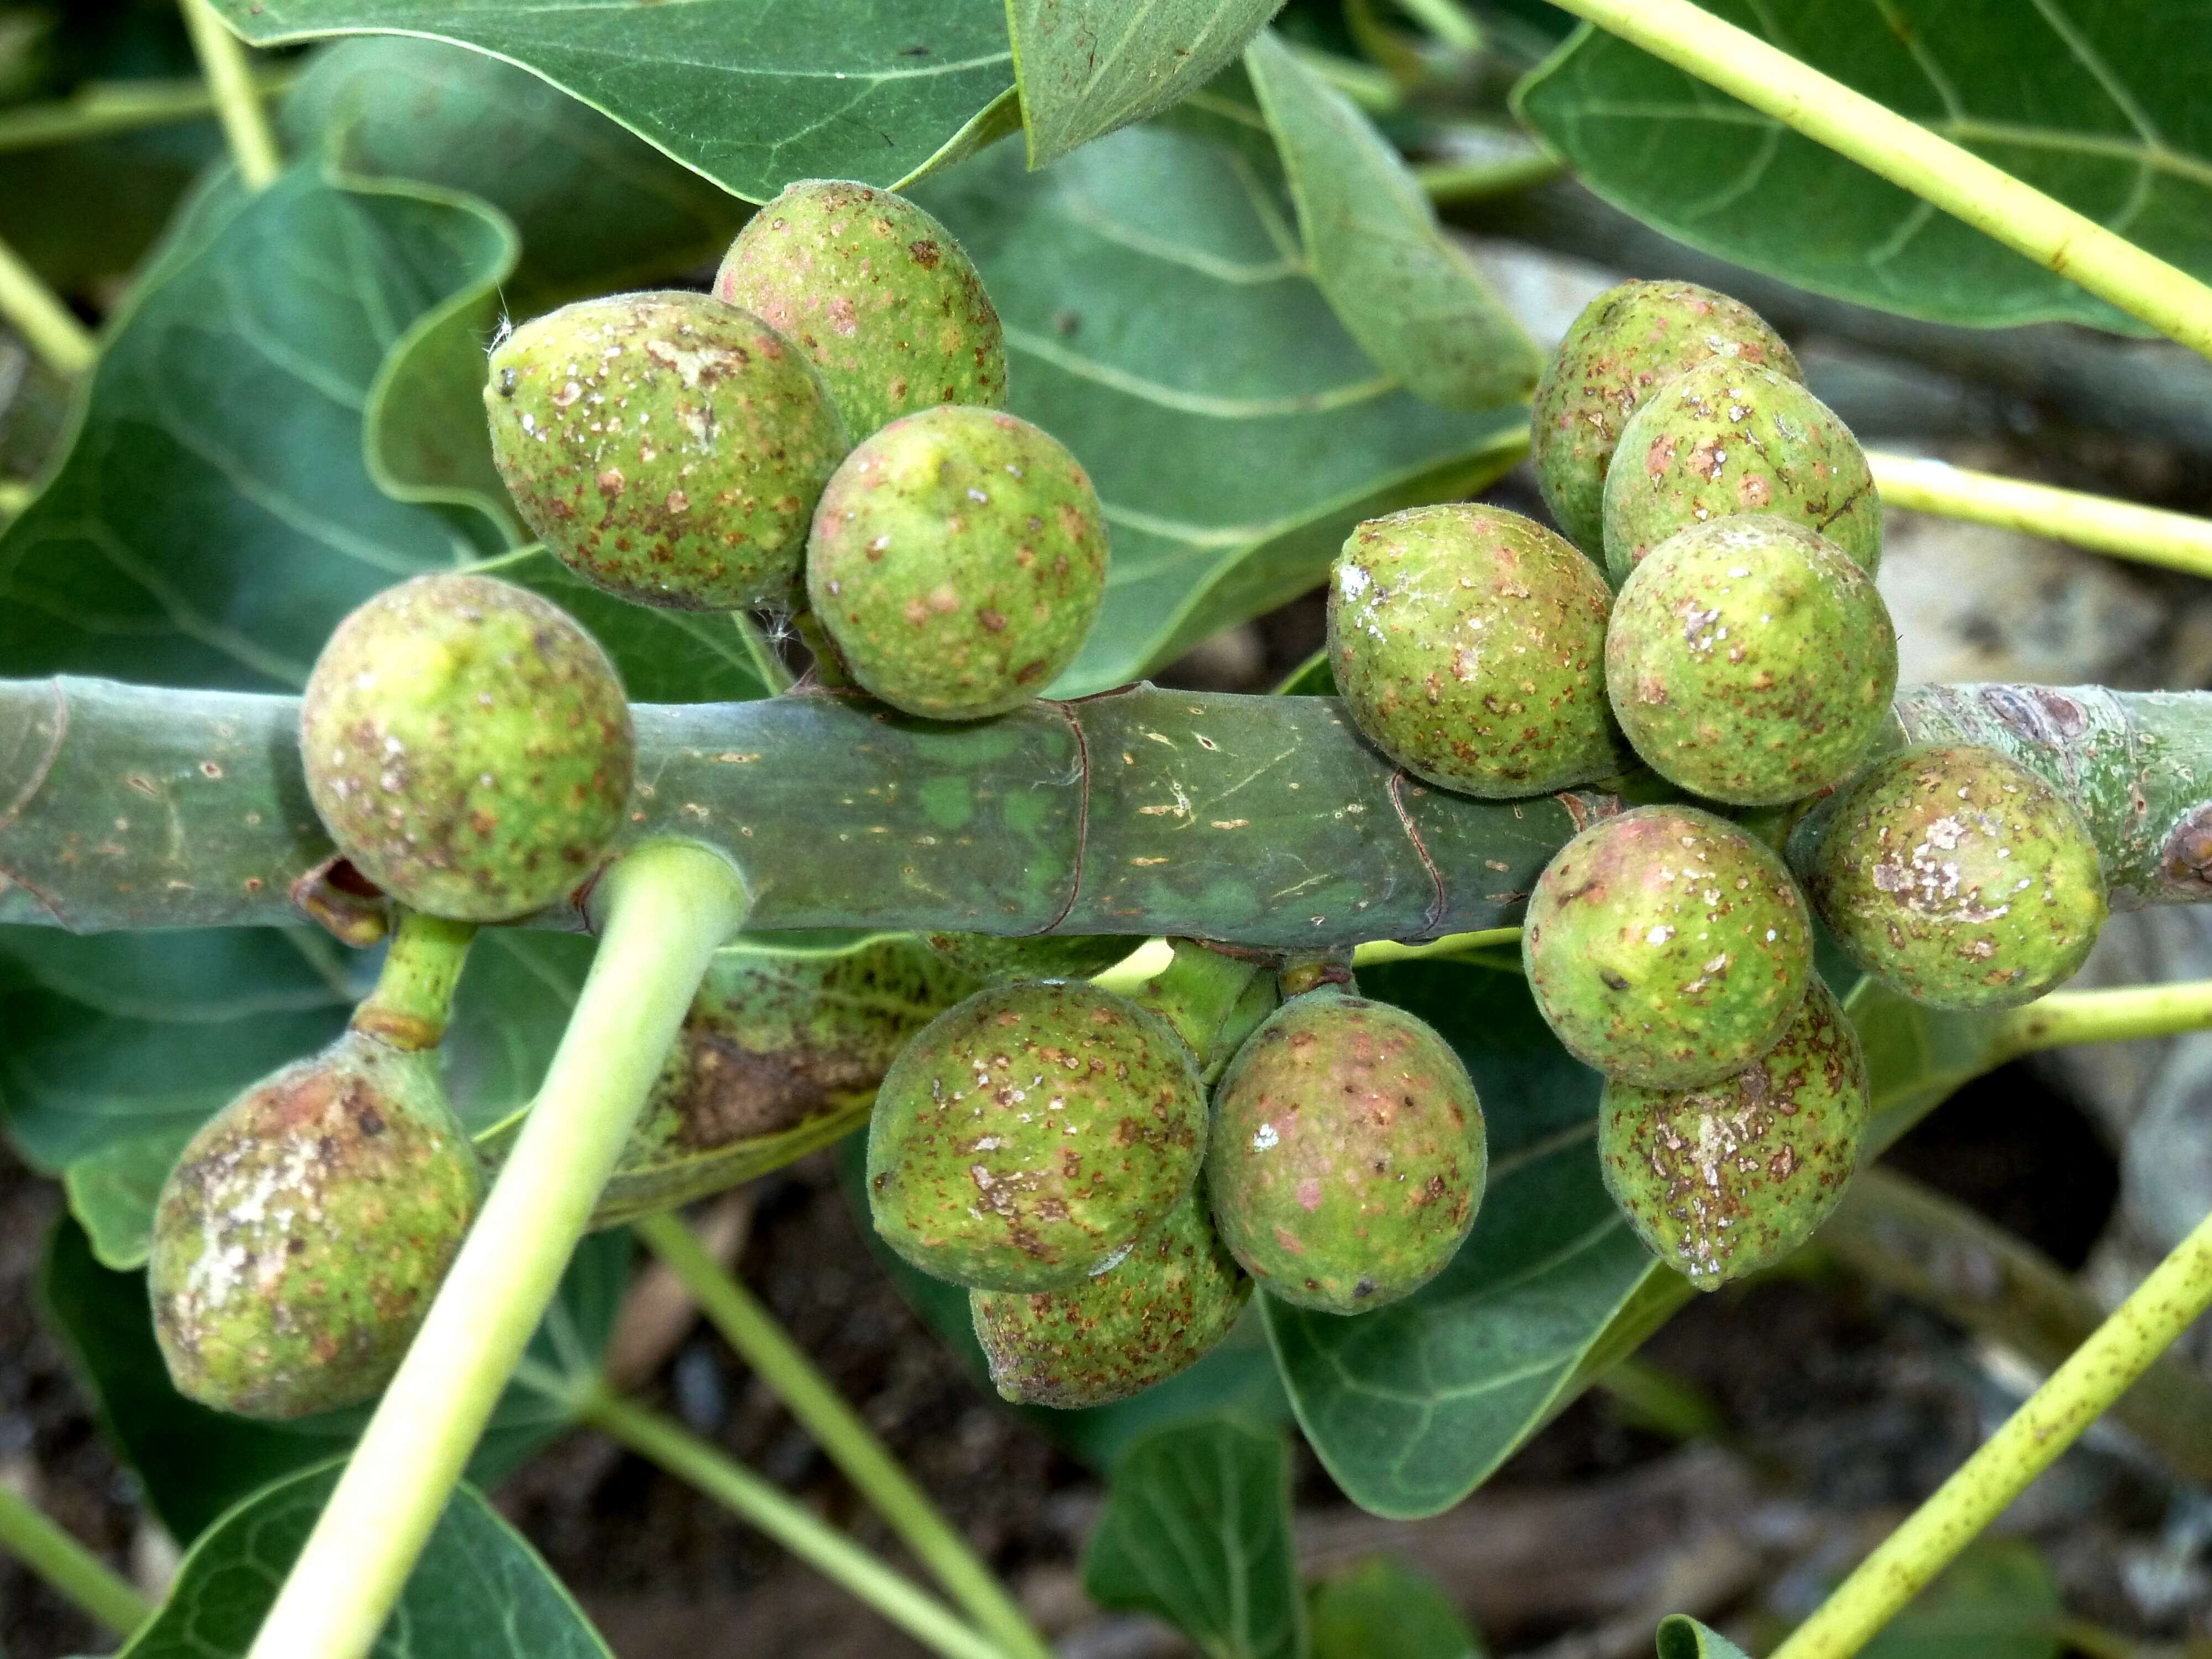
[806,405,1108,721]
[1327,503,1629,798]
[485,290,849,612]
[866,979,1205,1292]
[922,932,1130,985]
[1601,358,1880,585]
[1532,280,1801,555]
[1793,743,2109,1009]
[713,179,1006,440]
[1605,517,1897,806]
[970,1185,1250,1407]
[1600,976,1867,1289]
[1205,988,1485,1315]
[147,1030,482,1419]
[588,935,977,1225]
[301,572,634,922]
[1524,805,1812,1089]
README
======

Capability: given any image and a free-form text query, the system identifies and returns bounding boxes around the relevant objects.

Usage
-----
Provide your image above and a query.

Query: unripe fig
[713,180,1008,440]
[148,1030,482,1418]
[922,932,1131,984]
[485,290,848,611]
[302,573,633,921]
[806,406,1109,720]
[1606,518,1897,806]
[593,935,975,1225]
[1532,280,1800,555]
[1206,989,1485,1314]
[1794,744,2108,1009]
[1524,805,1812,1089]
[1327,504,1627,798]
[970,1186,1250,1408]
[1600,976,1867,1288]
[1601,359,1880,583]
[867,979,1205,1291]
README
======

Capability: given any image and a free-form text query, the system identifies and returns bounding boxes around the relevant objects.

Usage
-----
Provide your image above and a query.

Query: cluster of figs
[140,179,2111,1427]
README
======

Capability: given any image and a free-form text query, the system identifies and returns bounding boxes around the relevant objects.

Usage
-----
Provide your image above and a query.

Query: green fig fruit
[1601,359,1880,584]
[922,932,1133,984]
[1328,503,1629,797]
[867,979,1205,1291]
[713,180,1008,440]
[1206,988,1485,1314]
[1794,743,2108,1009]
[970,1186,1250,1407]
[148,1030,482,1418]
[806,405,1109,720]
[588,934,977,1225]
[1605,517,1897,806]
[485,289,849,611]
[1524,804,1812,1089]
[301,573,633,922]
[1532,280,1801,555]
[1600,975,1867,1288]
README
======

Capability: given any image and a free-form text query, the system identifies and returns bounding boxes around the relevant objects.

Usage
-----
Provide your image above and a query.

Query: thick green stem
[1124,940,1265,1069]
[1543,0,2212,362]
[1871,452,2212,581]
[1824,1166,2212,1487]
[348,911,476,1051]
[0,1480,153,1639]
[633,1212,1052,1659]
[1993,978,2212,1058]
[0,72,294,153]
[177,0,281,191]
[1770,1201,2212,1659]
[575,1387,1006,1659]
[246,842,749,1659]
[0,234,93,377]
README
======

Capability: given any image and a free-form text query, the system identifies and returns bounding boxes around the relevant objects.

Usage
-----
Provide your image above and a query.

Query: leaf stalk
[177,0,282,191]
[0,1478,153,1639]
[1871,452,2212,581]
[0,233,93,377]
[0,72,294,153]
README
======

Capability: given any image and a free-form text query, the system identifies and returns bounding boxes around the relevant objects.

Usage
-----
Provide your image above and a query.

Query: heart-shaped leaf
[1083,1419,1305,1659]
[1512,3,2212,331]
[213,0,1019,205]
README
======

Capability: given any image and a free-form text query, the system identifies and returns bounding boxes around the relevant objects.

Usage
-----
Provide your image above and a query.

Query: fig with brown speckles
[486,290,848,612]
[807,405,1108,719]
[713,180,1007,439]
[1206,989,1485,1315]
[301,573,634,922]
[867,979,1205,1292]
[1327,504,1629,798]
[1600,976,1867,1289]
[147,1030,482,1419]
[970,1186,1250,1407]
[1532,280,1801,555]
[1606,518,1897,806]
[1524,805,1812,1089]
[1793,743,2109,1009]
[1601,359,1880,585]
[588,935,976,1225]
[922,932,1131,984]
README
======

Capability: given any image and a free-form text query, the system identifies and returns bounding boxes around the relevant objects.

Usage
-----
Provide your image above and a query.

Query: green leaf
[1244,32,1539,411]
[1511,4,2212,331]
[1264,963,2028,1519]
[1309,1557,1485,1659]
[1083,1419,1305,1659]
[213,0,1019,206]
[1861,1540,2062,1659]
[1656,1617,1752,1659]
[112,1458,611,1658]
[911,123,1525,692]
[1008,0,1285,169]
[40,1212,628,1542]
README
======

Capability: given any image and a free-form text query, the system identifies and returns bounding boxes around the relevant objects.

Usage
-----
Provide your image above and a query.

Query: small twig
[1415,151,1564,205]
[0,234,93,377]
[0,1474,154,1638]
[1871,452,2212,582]
[0,71,295,153]
[177,0,281,191]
